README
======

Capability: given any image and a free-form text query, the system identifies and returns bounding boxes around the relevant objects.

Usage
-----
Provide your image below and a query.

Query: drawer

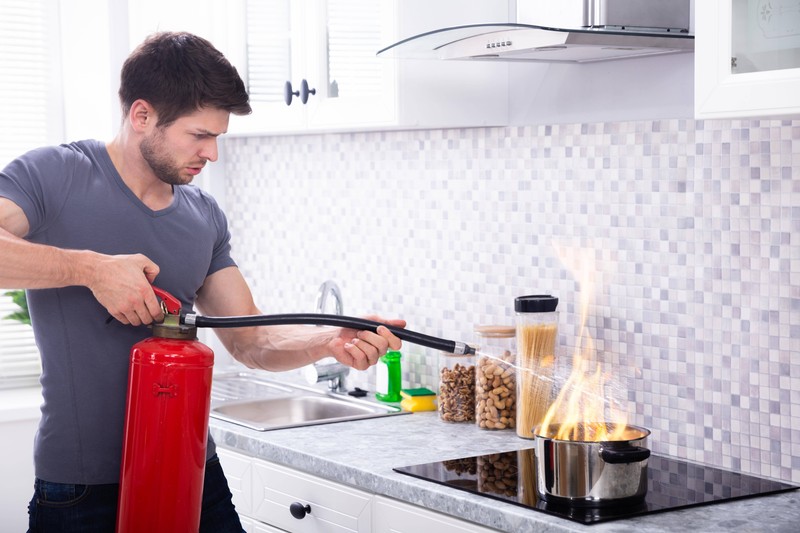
[251,459,372,533]
[373,495,500,533]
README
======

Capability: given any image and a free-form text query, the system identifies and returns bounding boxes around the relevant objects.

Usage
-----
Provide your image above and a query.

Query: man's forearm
[0,228,98,289]
[223,324,339,372]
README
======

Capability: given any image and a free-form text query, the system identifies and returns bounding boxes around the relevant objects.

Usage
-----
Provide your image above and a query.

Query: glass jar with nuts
[474,325,517,431]
[438,351,476,423]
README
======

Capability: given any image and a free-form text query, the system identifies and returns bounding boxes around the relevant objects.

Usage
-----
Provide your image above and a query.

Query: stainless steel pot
[534,422,651,507]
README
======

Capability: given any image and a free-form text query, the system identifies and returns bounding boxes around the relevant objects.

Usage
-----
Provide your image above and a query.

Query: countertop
[210,410,799,533]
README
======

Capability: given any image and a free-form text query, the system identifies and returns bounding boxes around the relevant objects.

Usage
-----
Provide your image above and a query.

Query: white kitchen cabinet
[218,447,371,532]
[229,0,510,134]
[372,495,500,533]
[218,447,254,518]
[217,447,501,533]
[250,458,372,533]
[695,0,800,118]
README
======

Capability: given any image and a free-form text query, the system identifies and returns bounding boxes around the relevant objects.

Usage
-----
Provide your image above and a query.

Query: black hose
[183,312,474,355]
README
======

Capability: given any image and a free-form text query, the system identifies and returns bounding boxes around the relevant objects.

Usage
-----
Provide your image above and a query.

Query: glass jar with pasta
[514,295,559,439]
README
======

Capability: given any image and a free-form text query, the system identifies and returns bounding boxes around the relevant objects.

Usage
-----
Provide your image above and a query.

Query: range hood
[378,0,694,63]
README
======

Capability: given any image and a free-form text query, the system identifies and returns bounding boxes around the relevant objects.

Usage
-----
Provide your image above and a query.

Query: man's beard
[140,128,188,186]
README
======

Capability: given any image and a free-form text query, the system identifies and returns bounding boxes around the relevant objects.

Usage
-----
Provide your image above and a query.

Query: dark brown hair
[119,31,251,127]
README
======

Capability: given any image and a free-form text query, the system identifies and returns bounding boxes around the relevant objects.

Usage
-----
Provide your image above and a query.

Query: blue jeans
[27,454,244,533]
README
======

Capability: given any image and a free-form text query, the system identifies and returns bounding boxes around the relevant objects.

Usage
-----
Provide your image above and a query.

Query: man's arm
[195,266,405,372]
[0,196,164,325]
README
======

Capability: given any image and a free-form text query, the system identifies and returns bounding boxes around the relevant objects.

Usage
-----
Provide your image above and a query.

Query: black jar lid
[514,295,558,313]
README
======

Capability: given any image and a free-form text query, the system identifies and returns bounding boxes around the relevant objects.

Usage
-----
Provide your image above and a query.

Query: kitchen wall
[220,118,799,484]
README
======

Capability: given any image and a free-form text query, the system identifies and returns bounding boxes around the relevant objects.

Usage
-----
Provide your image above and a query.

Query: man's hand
[327,316,406,371]
[89,254,164,326]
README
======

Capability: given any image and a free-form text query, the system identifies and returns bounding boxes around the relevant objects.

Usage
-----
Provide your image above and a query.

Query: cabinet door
[302,0,397,128]
[251,459,372,533]
[230,0,308,133]
[695,0,800,118]
[372,495,499,533]
[217,448,254,518]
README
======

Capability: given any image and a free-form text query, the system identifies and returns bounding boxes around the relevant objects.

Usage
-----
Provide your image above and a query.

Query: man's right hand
[89,254,164,326]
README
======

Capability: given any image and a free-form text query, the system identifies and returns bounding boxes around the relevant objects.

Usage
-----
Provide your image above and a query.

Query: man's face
[139,107,230,185]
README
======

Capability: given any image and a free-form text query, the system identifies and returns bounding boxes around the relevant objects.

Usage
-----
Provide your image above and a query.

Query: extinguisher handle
[151,286,182,315]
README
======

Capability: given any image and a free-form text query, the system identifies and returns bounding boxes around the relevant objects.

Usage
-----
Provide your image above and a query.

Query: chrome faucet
[307,280,349,392]
[315,280,343,316]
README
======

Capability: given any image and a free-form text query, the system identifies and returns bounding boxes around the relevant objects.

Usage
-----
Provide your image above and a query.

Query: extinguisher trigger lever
[151,286,182,315]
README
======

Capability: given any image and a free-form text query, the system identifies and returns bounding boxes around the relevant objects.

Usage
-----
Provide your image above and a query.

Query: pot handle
[600,445,651,464]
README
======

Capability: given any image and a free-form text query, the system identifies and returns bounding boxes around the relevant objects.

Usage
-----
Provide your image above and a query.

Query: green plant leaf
[3,289,31,325]
[5,310,31,326]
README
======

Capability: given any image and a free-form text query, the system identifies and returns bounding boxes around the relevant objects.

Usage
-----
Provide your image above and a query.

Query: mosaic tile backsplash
[221,119,799,484]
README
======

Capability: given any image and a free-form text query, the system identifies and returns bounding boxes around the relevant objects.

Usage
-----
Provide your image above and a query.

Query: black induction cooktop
[393,448,798,525]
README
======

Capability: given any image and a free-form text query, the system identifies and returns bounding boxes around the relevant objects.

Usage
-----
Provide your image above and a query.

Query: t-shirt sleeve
[0,146,75,237]
[205,193,237,276]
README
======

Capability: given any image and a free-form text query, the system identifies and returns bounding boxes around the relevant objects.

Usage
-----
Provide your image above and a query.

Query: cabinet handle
[284,80,317,106]
[289,501,311,519]
[300,79,316,104]
[284,81,300,106]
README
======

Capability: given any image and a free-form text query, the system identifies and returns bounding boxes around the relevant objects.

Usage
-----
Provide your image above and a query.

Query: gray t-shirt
[0,139,236,484]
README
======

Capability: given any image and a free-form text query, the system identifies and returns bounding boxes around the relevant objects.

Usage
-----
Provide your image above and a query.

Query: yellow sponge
[400,388,437,412]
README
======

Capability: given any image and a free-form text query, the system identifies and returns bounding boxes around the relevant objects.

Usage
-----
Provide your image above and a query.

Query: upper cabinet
[229,0,510,135]
[695,0,800,118]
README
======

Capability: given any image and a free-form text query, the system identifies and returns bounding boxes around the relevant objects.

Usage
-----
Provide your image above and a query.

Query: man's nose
[199,139,218,162]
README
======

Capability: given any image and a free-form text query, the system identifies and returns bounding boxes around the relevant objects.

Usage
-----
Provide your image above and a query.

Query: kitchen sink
[210,372,407,431]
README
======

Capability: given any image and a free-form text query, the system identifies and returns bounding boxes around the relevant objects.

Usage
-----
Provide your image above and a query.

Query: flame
[537,244,629,442]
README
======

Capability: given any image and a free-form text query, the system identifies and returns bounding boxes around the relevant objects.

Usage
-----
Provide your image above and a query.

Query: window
[0,0,62,387]
[0,0,63,167]
[0,292,39,388]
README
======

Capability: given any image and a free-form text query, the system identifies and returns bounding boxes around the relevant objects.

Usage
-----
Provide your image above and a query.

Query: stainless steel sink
[210,372,407,431]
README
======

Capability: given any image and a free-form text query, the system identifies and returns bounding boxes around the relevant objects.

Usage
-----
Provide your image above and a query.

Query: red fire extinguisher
[116,287,214,533]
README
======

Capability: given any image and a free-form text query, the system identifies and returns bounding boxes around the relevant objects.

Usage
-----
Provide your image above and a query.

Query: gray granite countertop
[210,410,799,533]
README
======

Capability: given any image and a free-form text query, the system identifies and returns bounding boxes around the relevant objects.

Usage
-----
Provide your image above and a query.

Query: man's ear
[129,99,156,132]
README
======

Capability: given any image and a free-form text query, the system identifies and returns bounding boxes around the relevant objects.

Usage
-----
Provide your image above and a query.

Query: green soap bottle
[375,350,402,402]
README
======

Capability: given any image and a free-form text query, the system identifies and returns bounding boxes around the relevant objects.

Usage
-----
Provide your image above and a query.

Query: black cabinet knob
[300,79,316,104]
[284,81,300,106]
[289,501,311,519]
[284,80,317,106]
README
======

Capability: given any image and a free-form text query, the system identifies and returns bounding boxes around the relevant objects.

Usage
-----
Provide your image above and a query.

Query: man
[0,31,404,532]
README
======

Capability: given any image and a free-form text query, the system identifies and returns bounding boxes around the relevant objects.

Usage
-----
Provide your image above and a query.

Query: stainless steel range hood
[378,0,694,63]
